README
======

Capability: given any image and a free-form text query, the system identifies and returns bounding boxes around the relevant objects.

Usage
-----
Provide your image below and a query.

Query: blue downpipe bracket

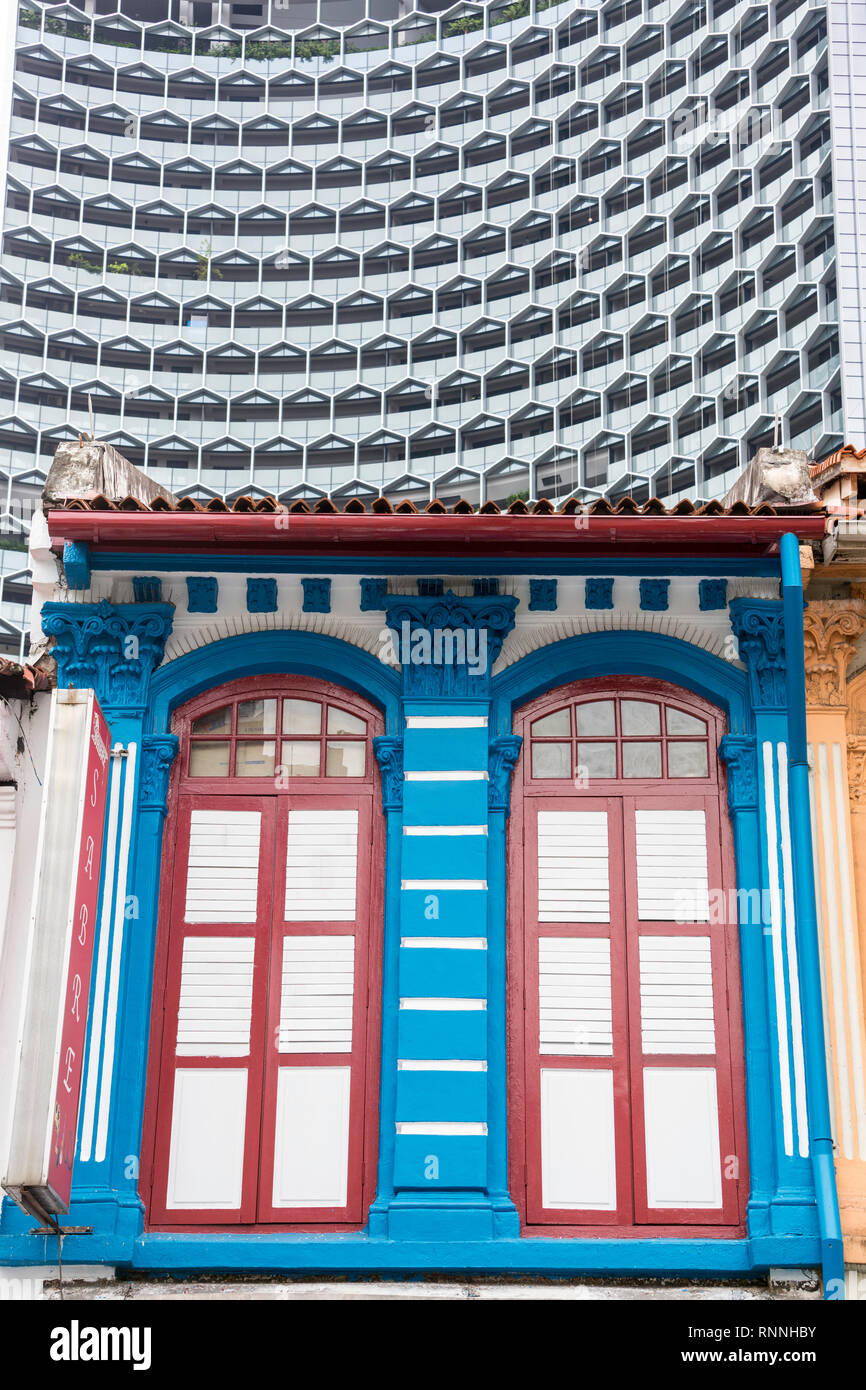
[780,531,845,1299]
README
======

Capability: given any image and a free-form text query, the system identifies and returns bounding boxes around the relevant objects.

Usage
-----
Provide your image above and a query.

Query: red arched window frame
[141,675,385,1233]
[507,675,748,1236]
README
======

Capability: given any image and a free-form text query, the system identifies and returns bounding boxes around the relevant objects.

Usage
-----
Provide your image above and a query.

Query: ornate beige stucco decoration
[802,599,866,707]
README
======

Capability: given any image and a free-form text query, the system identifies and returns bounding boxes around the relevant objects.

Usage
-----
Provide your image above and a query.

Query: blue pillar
[728,596,824,1254]
[779,533,845,1298]
[35,600,175,1248]
[372,590,520,1239]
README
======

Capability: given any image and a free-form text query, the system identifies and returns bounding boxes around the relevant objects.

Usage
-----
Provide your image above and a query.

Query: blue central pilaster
[728,597,820,1244]
[371,590,520,1239]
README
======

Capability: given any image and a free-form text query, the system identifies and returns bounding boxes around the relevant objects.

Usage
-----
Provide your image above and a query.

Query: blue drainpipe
[780,531,845,1299]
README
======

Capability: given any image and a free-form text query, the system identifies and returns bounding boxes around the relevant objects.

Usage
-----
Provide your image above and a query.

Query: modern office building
[0,0,863,654]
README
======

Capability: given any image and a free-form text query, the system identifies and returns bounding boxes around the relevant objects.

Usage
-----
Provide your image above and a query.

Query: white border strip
[398,1060,487,1071]
[777,741,810,1158]
[399,998,487,1011]
[395,1122,487,1135]
[401,879,487,891]
[95,742,137,1164]
[403,825,488,836]
[405,717,488,729]
[401,937,487,950]
[404,772,488,782]
[763,740,795,1158]
[79,744,123,1164]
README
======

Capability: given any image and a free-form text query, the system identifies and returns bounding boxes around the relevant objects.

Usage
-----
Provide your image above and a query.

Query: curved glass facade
[0,0,851,648]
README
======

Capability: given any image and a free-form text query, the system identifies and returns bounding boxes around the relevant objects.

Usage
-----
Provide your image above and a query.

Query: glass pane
[577,742,616,777]
[666,706,706,736]
[283,698,321,734]
[191,704,231,736]
[326,740,366,776]
[189,741,230,776]
[237,698,276,735]
[532,708,570,737]
[235,740,275,777]
[622,741,662,777]
[327,706,366,735]
[620,699,661,735]
[282,739,321,776]
[668,741,709,777]
[575,700,615,736]
[531,742,571,778]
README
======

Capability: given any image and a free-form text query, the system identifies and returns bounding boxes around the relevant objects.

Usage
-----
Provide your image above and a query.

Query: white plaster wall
[0,694,51,1187]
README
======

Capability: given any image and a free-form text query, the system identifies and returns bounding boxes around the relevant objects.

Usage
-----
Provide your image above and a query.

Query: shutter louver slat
[639,936,716,1054]
[184,809,261,923]
[278,935,355,1053]
[285,809,358,921]
[635,808,709,921]
[176,936,255,1057]
[537,810,610,922]
[539,938,613,1056]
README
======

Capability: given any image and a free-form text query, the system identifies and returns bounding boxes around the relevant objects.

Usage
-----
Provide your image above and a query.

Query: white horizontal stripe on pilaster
[405,716,488,729]
[399,998,487,1010]
[398,1060,487,1071]
[401,879,487,891]
[401,937,487,949]
[404,771,488,781]
[403,825,488,836]
[396,1122,487,1135]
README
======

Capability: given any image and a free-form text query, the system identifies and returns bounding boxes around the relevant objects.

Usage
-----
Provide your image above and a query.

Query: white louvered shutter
[527,800,625,1222]
[157,798,270,1224]
[259,797,371,1221]
[628,797,732,1222]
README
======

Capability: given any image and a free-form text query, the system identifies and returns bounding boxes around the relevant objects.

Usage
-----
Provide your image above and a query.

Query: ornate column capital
[728,597,786,711]
[42,599,174,713]
[802,598,866,708]
[384,591,518,696]
[488,735,523,815]
[372,734,403,812]
[847,737,866,805]
[140,735,179,813]
[719,734,759,813]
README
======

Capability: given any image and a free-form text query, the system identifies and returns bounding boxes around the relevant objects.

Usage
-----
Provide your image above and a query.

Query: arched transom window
[529,692,711,781]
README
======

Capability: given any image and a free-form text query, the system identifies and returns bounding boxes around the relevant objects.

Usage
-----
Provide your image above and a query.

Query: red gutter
[47,511,827,559]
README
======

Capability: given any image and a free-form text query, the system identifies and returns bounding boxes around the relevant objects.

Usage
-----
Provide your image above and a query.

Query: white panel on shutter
[285,809,358,922]
[272,1066,351,1207]
[635,809,709,922]
[175,936,255,1057]
[184,809,261,924]
[639,935,715,1055]
[643,1067,722,1208]
[540,1069,617,1210]
[278,935,355,1053]
[166,1069,247,1209]
[537,810,609,923]
[539,937,612,1056]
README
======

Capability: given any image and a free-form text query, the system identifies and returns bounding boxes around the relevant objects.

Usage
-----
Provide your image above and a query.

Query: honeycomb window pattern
[0,0,848,651]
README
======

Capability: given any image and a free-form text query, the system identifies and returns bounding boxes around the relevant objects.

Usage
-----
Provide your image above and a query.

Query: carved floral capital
[802,599,866,708]
[848,736,866,805]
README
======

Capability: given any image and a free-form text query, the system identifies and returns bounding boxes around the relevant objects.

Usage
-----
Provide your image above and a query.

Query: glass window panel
[191,704,231,736]
[237,698,276,735]
[327,706,366,735]
[283,698,321,734]
[531,708,570,736]
[620,699,661,735]
[577,741,616,777]
[189,740,230,776]
[622,741,662,777]
[666,706,706,735]
[282,739,321,776]
[668,741,709,777]
[531,742,571,778]
[575,700,615,736]
[326,740,366,776]
[235,740,276,777]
